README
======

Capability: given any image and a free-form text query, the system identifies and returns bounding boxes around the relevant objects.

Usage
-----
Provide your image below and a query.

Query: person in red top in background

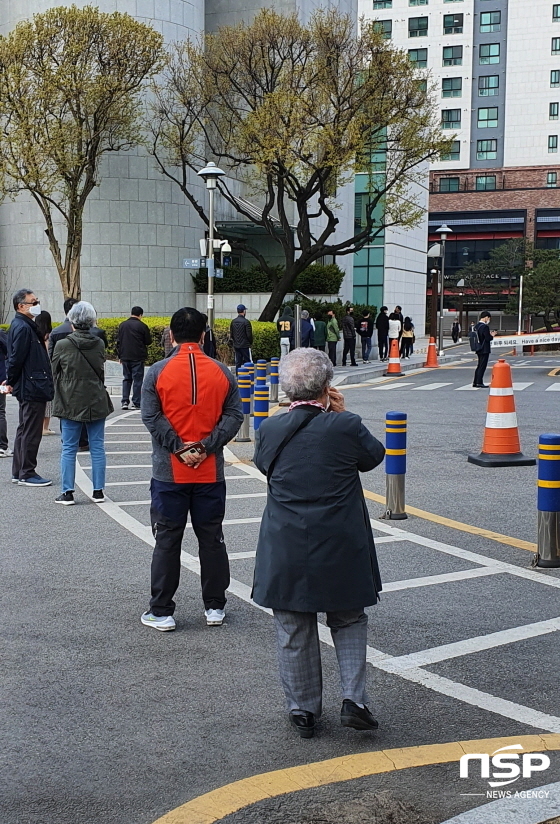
[140,307,243,632]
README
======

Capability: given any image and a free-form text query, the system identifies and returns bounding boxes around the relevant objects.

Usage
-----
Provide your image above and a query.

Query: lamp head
[197,161,226,189]
[436,224,452,241]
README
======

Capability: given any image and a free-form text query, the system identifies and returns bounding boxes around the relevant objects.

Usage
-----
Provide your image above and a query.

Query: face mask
[29,303,41,317]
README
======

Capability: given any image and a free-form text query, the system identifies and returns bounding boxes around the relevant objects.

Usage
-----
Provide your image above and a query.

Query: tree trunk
[259,269,298,321]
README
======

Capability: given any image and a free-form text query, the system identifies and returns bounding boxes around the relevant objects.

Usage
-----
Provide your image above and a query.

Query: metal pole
[517,274,524,336]
[294,303,302,349]
[207,187,215,330]
[438,238,446,356]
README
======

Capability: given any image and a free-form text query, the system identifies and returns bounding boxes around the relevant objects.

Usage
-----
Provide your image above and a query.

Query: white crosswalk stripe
[456,384,478,391]
[411,382,452,391]
[546,383,560,391]
[369,382,414,390]
[512,382,533,391]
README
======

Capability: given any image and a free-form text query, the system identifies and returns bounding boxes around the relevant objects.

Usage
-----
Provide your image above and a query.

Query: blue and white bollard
[270,357,280,403]
[253,385,269,431]
[536,433,560,568]
[383,411,407,520]
[235,369,251,442]
[244,361,254,416]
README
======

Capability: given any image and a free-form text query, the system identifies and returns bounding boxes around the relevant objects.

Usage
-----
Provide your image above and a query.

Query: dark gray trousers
[273,609,369,717]
[0,393,7,450]
[12,399,46,480]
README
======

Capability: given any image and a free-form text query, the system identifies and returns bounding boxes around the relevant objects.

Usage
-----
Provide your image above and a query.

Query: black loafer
[341,700,379,731]
[289,710,315,739]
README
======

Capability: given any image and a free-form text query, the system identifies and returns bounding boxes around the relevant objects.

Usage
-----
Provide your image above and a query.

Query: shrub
[192,262,344,295]
[283,298,377,326]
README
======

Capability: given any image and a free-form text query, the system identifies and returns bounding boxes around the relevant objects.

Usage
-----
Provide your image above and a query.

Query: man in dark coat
[375,307,389,361]
[48,297,107,358]
[229,304,253,373]
[117,306,152,410]
[473,311,497,388]
[341,306,357,366]
[0,328,11,458]
[252,348,385,739]
[290,309,315,348]
[4,289,54,486]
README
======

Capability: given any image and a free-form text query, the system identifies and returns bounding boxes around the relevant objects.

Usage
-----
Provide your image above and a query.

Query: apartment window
[480,43,500,64]
[439,177,460,192]
[374,19,392,38]
[478,106,498,128]
[479,75,499,96]
[442,77,462,97]
[480,11,501,32]
[409,16,428,36]
[547,171,558,187]
[549,135,559,152]
[554,4,560,20]
[442,108,461,129]
[477,139,497,159]
[409,0,428,5]
[440,140,461,160]
[476,175,496,191]
[550,102,559,120]
[553,38,560,54]
[408,48,428,67]
[443,45,463,65]
[552,70,560,87]
[373,0,392,7]
[443,13,463,33]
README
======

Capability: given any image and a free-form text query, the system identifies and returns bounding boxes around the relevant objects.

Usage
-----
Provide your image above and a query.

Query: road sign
[215,268,224,278]
[183,258,200,269]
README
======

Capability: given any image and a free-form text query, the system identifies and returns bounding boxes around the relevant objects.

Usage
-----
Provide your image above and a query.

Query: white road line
[105,411,140,427]
[441,780,560,824]
[411,382,452,391]
[104,451,151,455]
[105,481,150,487]
[369,382,414,390]
[81,464,153,469]
[382,567,502,593]
[119,496,265,506]
[103,439,152,443]
[75,447,560,734]
[456,384,478,391]
[546,384,560,391]
[226,492,267,500]
[383,617,560,671]
[372,536,408,544]
[228,551,257,560]
[512,382,533,391]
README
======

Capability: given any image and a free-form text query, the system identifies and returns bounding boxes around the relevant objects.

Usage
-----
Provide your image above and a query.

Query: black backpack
[469,324,484,353]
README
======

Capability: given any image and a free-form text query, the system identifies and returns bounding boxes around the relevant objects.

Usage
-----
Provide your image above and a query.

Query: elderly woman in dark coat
[252,348,385,739]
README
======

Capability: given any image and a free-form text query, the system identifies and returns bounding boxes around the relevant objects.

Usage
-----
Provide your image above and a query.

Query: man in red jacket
[141,307,243,631]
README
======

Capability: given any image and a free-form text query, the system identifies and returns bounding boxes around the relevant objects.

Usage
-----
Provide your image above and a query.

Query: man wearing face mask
[3,289,54,486]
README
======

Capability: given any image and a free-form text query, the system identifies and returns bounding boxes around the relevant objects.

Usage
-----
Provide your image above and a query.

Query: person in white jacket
[388,313,401,342]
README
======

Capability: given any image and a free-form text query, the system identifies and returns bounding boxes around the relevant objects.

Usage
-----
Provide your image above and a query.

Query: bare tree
[150,8,451,320]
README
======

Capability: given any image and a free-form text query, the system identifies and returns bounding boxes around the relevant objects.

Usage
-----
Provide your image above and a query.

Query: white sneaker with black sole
[0,448,13,458]
[205,608,225,626]
[55,491,75,506]
[141,611,176,631]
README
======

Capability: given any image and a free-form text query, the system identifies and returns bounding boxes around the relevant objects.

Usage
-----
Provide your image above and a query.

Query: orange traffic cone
[384,338,404,377]
[423,337,439,368]
[468,359,535,467]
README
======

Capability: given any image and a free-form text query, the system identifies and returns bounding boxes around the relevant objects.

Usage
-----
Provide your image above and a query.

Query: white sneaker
[141,611,176,631]
[0,448,13,457]
[205,608,225,626]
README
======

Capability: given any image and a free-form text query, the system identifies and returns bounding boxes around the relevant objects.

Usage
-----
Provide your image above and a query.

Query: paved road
[2,353,560,824]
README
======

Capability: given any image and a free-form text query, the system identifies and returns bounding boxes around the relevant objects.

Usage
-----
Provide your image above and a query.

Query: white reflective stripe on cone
[485,412,518,428]
[489,387,514,396]
[389,358,400,363]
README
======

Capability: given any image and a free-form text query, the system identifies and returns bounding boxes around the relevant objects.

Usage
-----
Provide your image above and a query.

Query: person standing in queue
[252,348,385,739]
[313,313,327,352]
[141,307,243,631]
[375,307,389,362]
[277,306,294,358]
[357,310,374,364]
[342,306,358,367]
[117,306,152,411]
[473,311,496,388]
[3,289,54,486]
[326,309,340,367]
[229,304,253,373]
[0,327,12,459]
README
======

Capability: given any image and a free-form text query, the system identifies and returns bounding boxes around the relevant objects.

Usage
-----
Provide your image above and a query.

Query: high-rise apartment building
[360,0,560,284]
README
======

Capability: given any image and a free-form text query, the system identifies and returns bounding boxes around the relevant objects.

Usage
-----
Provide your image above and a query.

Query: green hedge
[192,263,345,295]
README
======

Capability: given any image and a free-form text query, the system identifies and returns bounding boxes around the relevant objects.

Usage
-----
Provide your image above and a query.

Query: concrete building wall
[0,0,206,321]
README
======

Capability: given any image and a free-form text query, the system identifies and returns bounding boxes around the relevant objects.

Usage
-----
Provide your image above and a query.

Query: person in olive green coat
[326,309,340,367]
[313,314,327,352]
[51,301,113,506]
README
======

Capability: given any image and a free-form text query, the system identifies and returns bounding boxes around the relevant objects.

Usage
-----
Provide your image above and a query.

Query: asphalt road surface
[2,351,560,824]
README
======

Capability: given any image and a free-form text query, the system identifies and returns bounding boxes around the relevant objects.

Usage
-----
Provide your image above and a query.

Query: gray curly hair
[279,348,333,401]
[68,301,96,330]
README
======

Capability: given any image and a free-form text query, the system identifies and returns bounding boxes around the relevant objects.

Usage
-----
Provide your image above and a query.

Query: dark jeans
[342,338,357,366]
[314,345,326,352]
[401,339,413,358]
[235,347,251,373]
[149,479,230,615]
[122,360,144,407]
[0,393,7,450]
[474,352,490,386]
[378,334,388,360]
[361,337,372,361]
[328,341,337,366]
[12,399,46,480]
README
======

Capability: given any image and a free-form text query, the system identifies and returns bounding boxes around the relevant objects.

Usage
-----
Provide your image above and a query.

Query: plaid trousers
[273,609,369,718]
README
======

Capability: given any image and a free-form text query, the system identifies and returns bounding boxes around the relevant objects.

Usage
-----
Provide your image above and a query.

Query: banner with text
[492,332,560,348]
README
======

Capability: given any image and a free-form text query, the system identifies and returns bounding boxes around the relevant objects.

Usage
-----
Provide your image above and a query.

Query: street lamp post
[435,225,452,356]
[197,161,226,330]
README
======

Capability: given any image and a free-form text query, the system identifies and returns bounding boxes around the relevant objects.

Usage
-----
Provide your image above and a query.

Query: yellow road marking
[548,367,560,377]
[362,489,537,553]
[151,734,560,824]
